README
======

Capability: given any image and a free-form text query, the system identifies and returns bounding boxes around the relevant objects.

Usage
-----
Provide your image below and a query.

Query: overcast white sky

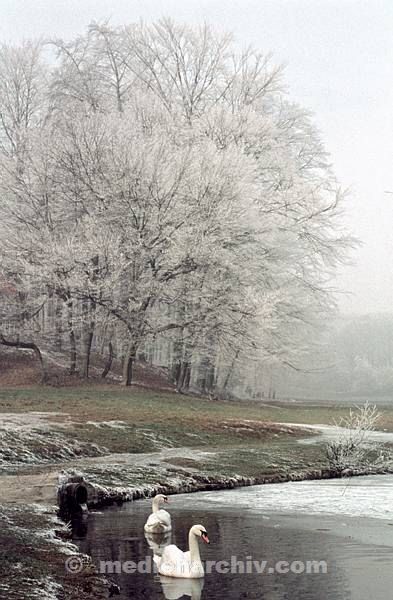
[1,0,392,314]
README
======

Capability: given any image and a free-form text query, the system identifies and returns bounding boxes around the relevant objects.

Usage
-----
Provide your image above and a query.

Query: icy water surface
[75,476,393,599]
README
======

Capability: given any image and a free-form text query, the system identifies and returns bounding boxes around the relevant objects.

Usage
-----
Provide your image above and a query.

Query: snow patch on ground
[0,412,106,467]
[280,422,393,445]
[85,420,129,429]
[0,411,69,430]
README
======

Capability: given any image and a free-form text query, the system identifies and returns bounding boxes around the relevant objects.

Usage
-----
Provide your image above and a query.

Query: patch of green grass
[196,440,328,478]
[2,385,393,459]
[0,384,383,428]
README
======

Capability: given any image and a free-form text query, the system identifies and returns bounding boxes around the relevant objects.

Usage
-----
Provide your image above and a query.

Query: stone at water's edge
[57,473,89,519]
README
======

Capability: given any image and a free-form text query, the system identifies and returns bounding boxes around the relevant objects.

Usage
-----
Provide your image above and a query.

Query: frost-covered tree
[0,20,353,390]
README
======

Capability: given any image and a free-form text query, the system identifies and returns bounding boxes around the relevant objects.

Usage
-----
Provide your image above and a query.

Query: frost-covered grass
[2,385,393,470]
[0,386,322,464]
[0,504,107,600]
[64,438,328,498]
[0,427,105,466]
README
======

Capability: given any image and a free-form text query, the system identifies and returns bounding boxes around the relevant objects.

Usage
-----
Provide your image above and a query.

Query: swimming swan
[154,524,210,578]
[144,494,171,533]
[160,575,204,599]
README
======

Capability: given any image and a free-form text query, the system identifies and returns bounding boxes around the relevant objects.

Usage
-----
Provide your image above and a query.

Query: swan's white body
[144,495,172,533]
[154,524,209,579]
[159,575,204,599]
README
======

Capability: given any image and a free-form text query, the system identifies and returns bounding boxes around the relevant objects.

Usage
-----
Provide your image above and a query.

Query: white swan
[144,494,171,533]
[160,575,204,599]
[154,524,210,578]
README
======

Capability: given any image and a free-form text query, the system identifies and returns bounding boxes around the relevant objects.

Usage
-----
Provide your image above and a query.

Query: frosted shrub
[325,402,393,471]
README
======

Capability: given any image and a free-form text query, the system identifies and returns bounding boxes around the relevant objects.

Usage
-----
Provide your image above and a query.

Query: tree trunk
[184,362,191,390]
[81,255,99,379]
[176,361,186,392]
[0,333,46,382]
[54,296,63,351]
[101,341,113,379]
[122,343,137,386]
[223,349,240,391]
[176,360,191,392]
[172,361,182,386]
[171,339,183,383]
[69,330,77,375]
[67,299,77,375]
[197,353,215,394]
[205,363,215,392]
[83,330,94,378]
[81,298,96,379]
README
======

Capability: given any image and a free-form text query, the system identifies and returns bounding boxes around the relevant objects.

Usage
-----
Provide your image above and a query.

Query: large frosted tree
[0,20,353,390]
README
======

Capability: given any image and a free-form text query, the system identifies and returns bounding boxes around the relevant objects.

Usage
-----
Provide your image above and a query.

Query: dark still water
[74,481,393,600]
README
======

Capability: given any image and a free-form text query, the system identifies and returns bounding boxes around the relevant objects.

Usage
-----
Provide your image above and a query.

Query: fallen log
[0,333,47,382]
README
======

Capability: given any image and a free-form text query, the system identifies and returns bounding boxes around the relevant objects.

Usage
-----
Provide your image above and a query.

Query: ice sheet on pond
[168,475,393,521]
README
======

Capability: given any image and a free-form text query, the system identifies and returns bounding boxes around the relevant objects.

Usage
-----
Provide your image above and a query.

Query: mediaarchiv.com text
[65,555,328,576]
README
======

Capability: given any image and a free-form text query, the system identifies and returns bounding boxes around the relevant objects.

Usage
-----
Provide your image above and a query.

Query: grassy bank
[0,503,109,600]
[2,385,393,478]
[3,385,393,457]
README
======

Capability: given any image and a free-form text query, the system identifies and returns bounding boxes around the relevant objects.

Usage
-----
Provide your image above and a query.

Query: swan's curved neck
[188,531,201,564]
[152,497,160,513]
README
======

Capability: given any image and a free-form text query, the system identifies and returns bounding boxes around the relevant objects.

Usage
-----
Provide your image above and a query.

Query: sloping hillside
[0,347,174,390]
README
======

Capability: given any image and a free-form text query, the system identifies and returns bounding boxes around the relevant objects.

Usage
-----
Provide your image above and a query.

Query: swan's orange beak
[164,497,169,503]
[201,532,210,544]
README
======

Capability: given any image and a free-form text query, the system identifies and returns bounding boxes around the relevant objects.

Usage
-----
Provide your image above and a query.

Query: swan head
[154,494,169,505]
[191,524,210,544]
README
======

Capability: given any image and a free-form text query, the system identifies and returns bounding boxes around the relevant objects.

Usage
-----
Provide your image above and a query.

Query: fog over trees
[0,20,353,393]
[270,314,393,400]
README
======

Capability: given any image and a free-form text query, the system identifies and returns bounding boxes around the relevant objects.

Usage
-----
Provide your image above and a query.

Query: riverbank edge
[83,463,393,510]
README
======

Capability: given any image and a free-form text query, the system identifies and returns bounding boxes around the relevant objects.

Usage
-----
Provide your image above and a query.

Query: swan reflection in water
[159,575,204,600]
[144,530,172,556]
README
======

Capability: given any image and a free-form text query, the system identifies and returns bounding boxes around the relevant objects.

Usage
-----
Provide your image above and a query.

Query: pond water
[75,476,393,599]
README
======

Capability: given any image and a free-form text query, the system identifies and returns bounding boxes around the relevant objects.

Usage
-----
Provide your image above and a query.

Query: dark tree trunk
[184,362,191,389]
[81,256,99,378]
[171,339,183,383]
[54,296,63,351]
[69,330,77,375]
[177,360,191,392]
[122,343,137,386]
[176,361,186,392]
[83,330,94,378]
[205,363,215,392]
[67,299,77,375]
[0,334,46,382]
[81,298,96,379]
[101,341,113,379]
[197,354,215,394]
[197,362,207,392]
[172,361,182,386]
[223,349,240,391]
